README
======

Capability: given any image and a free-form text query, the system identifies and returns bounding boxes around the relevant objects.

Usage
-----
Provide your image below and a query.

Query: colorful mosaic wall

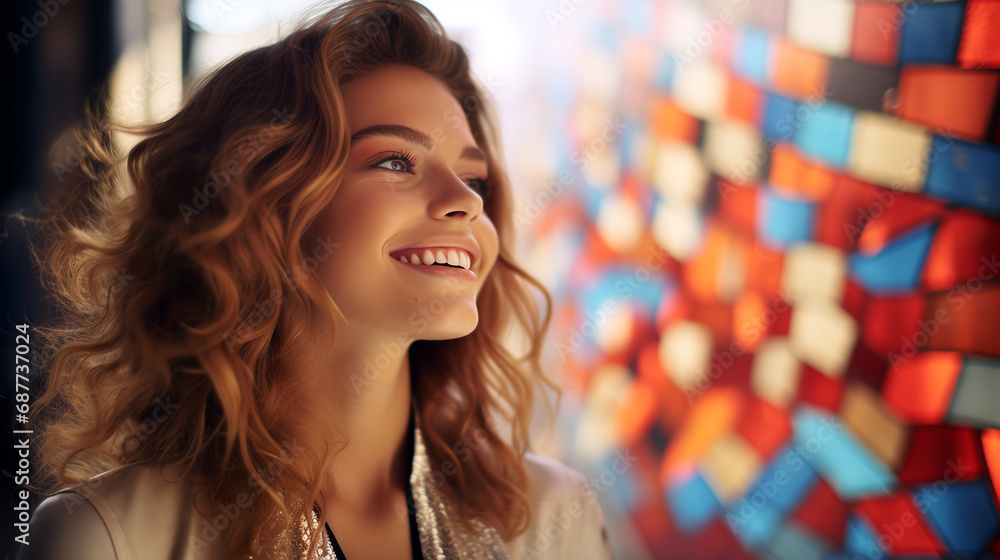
[525,0,1000,558]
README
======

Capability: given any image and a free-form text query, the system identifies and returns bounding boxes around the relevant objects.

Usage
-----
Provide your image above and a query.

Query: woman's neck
[294,315,415,513]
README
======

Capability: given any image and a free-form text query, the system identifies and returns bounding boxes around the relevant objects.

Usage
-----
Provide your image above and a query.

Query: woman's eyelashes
[369,150,418,174]
[466,178,491,198]
[366,150,491,197]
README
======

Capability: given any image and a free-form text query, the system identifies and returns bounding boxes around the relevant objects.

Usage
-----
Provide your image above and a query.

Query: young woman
[18,0,613,559]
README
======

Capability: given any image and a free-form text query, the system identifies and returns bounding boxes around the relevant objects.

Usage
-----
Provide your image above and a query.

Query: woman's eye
[374,158,410,172]
[467,178,491,197]
[368,150,417,173]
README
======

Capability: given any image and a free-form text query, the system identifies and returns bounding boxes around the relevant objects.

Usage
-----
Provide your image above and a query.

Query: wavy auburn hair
[29,0,558,557]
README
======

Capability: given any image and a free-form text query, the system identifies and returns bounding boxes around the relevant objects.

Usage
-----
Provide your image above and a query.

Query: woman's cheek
[478,217,500,278]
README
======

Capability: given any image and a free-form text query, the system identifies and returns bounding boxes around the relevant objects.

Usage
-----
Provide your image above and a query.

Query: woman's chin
[414,312,480,341]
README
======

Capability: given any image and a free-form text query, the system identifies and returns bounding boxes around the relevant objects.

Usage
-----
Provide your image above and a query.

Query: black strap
[323,479,423,560]
[323,403,424,559]
[325,522,348,559]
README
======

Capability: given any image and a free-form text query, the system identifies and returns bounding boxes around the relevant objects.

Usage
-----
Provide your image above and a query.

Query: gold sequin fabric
[300,422,510,559]
[407,424,509,560]
[305,509,338,559]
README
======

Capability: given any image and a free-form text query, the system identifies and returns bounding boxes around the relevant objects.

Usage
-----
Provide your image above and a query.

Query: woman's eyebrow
[350,124,487,162]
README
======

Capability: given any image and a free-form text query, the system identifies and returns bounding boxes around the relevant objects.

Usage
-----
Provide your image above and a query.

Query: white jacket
[17,418,613,560]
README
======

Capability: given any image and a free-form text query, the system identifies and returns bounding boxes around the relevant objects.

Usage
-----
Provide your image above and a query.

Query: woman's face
[312,64,499,343]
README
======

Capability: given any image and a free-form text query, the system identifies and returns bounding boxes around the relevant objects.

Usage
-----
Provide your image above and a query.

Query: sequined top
[18,409,614,560]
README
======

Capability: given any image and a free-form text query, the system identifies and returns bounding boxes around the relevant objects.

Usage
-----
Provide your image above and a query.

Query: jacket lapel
[409,411,510,559]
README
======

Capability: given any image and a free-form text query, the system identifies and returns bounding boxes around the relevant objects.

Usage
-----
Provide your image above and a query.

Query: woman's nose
[428,168,485,222]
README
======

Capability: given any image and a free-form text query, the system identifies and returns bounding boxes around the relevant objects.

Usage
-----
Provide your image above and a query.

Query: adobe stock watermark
[841,131,955,238]
[115,396,182,461]
[192,438,309,550]
[349,275,467,394]
[514,116,625,231]
[892,130,955,192]
[544,0,591,29]
[107,267,136,297]
[178,107,294,223]
[554,245,669,363]
[843,187,897,246]
[845,458,973,560]
[209,0,251,18]
[50,65,173,183]
[8,0,70,53]
[876,0,937,40]
[333,0,494,97]
[726,414,842,531]
[684,288,794,402]
[222,234,340,351]
[55,395,182,516]
[723,86,830,190]
[514,168,574,231]
[886,253,999,370]
[336,1,404,65]
[570,117,627,171]
[380,80,501,196]
[392,414,512,524]
[580,449,637,504]
[671,0,751,69]
[515,449,635,559]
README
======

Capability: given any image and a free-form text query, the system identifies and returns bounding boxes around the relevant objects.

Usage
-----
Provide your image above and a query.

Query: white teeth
[397,248,472,269]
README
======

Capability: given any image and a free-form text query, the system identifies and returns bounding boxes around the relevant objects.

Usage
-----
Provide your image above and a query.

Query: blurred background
[4,0,1000,558]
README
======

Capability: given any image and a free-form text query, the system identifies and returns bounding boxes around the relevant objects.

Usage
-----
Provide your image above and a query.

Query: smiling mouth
[392,252,477,281]
[391,248,473,271]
